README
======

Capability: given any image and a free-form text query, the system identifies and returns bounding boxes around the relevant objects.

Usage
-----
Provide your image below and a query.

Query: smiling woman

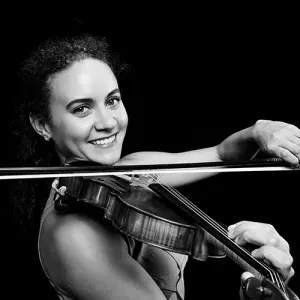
[30,59,128,166]
[9,34,300,300]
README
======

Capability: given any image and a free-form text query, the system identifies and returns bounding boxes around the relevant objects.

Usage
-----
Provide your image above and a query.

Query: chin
[90,153,121,166]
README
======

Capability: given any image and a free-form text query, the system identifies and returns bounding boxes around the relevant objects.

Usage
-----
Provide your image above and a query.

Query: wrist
[217,124,263,162]
[252,119,272,141]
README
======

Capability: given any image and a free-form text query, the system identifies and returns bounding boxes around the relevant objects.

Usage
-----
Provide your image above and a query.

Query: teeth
[91,135,116,145]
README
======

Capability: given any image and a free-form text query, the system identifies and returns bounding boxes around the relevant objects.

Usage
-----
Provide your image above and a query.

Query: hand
[228,221,295,283]
[253,120,300,166]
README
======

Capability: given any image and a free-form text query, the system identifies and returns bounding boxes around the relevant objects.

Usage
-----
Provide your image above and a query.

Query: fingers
[257,120,300,139]
[252,245,293,280]
[287,134,300,147]
[228,221,290,253]
[228,221,294,281]
[254,120,300,166]
[285,123,300,139]
[285,267,295,284]
[267,140,300,166]
[240,261,295,285]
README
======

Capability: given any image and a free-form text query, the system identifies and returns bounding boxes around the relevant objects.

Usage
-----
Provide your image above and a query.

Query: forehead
[49,58,118,102]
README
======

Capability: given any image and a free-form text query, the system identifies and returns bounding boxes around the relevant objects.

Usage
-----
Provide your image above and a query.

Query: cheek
[51,117,91,142]
[118,108,129,131]
[120,115,128,130]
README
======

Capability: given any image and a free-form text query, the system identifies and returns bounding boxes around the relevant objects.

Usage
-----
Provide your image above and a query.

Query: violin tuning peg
[242,276,272,300]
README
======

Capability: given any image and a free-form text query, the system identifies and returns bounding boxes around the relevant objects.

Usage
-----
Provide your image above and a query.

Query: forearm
[217,125,260,162]
[120,123,262,187]
[164,125,260,185]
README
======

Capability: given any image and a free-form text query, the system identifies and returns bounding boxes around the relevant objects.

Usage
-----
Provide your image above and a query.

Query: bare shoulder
[39,210,166,299]
[40,210,128,257]
[39,211,128,296]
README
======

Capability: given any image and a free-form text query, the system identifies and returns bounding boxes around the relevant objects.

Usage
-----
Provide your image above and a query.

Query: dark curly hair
[10,34,129,232]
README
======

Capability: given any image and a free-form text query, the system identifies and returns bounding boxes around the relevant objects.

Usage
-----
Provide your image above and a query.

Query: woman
[12,34,298,300]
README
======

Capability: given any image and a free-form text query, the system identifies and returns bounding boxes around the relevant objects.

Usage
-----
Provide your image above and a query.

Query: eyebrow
[66,88,120,109]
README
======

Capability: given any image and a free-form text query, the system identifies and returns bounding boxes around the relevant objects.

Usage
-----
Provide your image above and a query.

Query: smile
[89,134,116,147]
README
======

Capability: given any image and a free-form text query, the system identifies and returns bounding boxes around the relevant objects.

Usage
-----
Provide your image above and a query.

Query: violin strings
[154,173,283,288]
[149,173,281,288]
[150,173,231,234]
[151,174,281,287]
[153,174,286,290]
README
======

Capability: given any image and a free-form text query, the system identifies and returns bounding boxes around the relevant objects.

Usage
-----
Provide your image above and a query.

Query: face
[45,58,128,165]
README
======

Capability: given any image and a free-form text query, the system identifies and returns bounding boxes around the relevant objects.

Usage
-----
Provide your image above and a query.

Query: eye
[73,105,91,116]
[106,96,121,108]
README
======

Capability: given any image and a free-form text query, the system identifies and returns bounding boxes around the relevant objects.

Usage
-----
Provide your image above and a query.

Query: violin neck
[149,182,287,294]
[205,231,275,281]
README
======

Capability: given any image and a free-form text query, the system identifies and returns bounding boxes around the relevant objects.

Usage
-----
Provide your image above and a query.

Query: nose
[93,107,117,131]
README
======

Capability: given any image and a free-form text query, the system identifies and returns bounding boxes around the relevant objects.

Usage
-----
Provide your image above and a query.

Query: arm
[39,213,168,300]
[120,120,300,187]
[216,125,260,162]
[119,146,222,187]
[219,119,300,164]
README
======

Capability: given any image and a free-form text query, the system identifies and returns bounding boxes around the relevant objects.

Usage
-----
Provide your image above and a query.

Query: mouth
[89,134,117,147]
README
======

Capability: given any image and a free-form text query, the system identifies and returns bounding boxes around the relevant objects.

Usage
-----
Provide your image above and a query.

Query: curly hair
[10,34,129,232]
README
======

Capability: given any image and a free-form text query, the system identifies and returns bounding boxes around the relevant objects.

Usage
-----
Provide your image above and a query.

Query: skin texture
[31,57,297,299]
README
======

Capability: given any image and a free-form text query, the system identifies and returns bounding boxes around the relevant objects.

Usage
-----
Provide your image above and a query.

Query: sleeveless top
[38,181,189,300]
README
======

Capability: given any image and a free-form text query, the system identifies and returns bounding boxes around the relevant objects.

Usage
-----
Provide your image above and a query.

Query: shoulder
[41,210,127,248]
[38,210,167,299]
[39,210,128,293]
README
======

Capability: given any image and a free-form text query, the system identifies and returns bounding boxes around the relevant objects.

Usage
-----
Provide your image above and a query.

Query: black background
[0,9,299,299]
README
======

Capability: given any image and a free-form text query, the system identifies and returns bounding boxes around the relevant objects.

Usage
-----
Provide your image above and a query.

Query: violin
[2,157,299,299]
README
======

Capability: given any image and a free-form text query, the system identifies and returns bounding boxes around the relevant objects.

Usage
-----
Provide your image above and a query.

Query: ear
[29,113,52,141]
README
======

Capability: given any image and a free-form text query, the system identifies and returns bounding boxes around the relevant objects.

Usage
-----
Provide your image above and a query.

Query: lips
[89,133,117,146]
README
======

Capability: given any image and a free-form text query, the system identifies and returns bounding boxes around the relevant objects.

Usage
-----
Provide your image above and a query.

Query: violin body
[52,159,298,300]
[55,175,224,261]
